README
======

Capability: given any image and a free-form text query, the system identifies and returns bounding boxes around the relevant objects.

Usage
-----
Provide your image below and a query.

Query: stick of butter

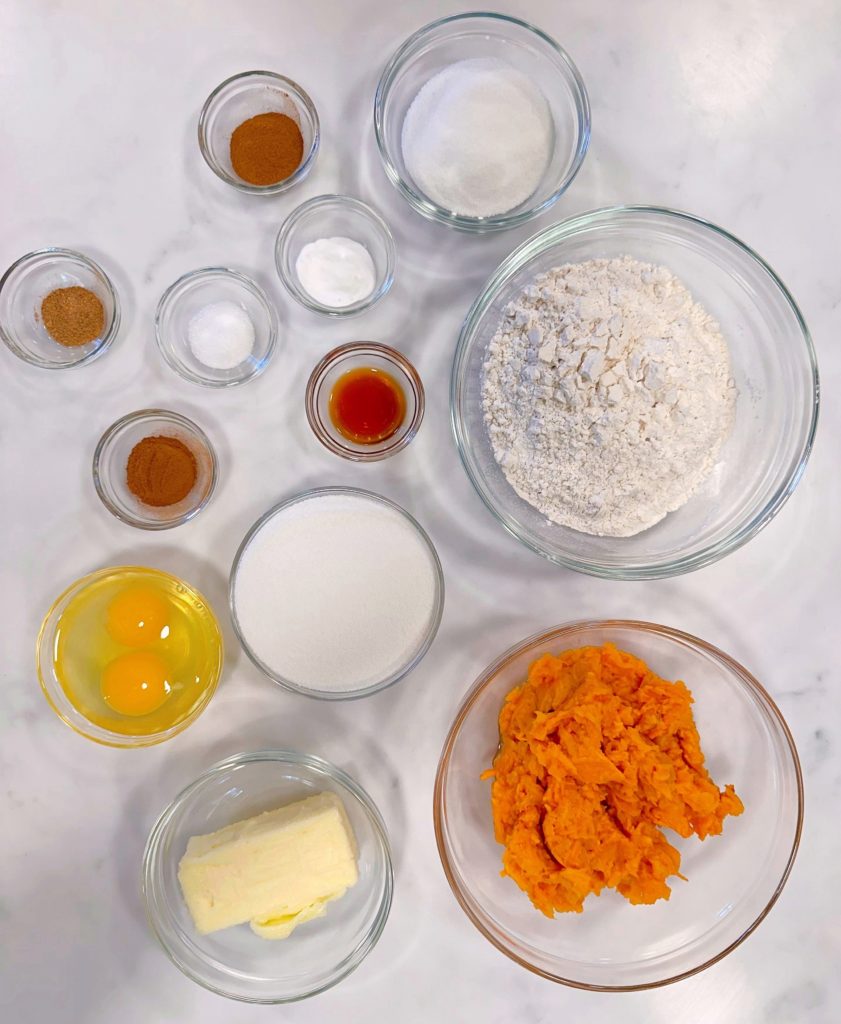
[177,791,359,939]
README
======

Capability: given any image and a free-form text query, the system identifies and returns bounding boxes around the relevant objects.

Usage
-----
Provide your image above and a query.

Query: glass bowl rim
[274,194,397,317]
[154,266,279,388]
[35,564,224,748]
[141,748,394,1004]
[373,11,591,232]
[197,69,320,195]
[92,407,219,529]
[433,617,804,991]
[0,246,121,369]
[228,486,445,700]
[450,203,820,578]
[304,341,425,461]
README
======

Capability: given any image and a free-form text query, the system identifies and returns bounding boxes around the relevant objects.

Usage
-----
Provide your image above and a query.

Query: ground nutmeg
[230,111,304,186]
[126,435,198,508]
[40,286,105,347]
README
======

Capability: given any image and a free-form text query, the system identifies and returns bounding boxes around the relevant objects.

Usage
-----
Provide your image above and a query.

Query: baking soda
[295,237,376,308]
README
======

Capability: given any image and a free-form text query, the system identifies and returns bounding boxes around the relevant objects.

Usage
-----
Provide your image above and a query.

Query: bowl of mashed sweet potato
[434,620,802,989]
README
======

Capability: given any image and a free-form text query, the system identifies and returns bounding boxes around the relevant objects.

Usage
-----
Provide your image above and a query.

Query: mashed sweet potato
[484,643,743,914]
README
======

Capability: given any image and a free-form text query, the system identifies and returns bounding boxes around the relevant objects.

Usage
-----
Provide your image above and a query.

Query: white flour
[482,256,735,537]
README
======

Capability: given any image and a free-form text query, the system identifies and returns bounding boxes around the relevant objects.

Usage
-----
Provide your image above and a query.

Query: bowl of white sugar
[229,488,444,699]
[452,206,819,578]
[374,12,590,232]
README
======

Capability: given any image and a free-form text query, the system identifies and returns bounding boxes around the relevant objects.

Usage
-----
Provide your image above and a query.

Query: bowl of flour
[374,13,590,232]
[452,206,818,578]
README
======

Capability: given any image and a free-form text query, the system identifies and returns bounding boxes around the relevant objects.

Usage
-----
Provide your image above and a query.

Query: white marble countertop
[2,1,839,1021]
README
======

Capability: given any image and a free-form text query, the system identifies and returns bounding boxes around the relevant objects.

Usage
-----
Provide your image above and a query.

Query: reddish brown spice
[229,112,304,186]
[126,436,197,507]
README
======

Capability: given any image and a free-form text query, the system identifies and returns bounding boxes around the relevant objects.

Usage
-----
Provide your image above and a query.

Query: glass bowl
[451,206,819,578]
[0,247,120,368]
[305,342,424,461]
[155,267,278,387]
[229,487,445,700]
[142,750,393,1003]
[37,566,223,748]
[374,12,590,232]
[93,409,217,529]
[434,620,803,990]
[275,195,396,316]
[198,71,319,195]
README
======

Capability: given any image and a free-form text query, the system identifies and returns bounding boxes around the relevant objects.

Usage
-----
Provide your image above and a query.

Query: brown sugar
[40,286,105,347]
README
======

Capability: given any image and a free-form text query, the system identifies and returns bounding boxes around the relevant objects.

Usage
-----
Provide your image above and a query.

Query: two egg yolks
[101,586,173,716]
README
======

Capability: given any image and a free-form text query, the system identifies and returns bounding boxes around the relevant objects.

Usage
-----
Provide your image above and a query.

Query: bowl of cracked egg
[37,567,223,747]
[452,205,819,579]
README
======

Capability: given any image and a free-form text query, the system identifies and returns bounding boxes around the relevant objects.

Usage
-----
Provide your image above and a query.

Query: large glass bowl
[142,750,393,1002]
[451,206,819,578]
[434,620,803,990]
[374,12,590,232]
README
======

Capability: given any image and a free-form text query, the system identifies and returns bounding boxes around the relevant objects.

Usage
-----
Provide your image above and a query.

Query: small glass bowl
[305,342,424,461]
[37,566,223,748]
[93,409,217,529]
[374,13,590,232]
[0,247,120,368]
[155,267,278,387]
[142,750,393,1003]
[435,620,803,990]
[198,71,319,195]
[229,487,445,700]
[275,195,396,317]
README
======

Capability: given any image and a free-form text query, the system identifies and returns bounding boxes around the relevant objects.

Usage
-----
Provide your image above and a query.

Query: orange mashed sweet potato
[484,644,743,914]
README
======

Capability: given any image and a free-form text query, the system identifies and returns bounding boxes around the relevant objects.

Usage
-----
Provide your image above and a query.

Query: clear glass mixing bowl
[451,206,819,578]
[434,620,803,990]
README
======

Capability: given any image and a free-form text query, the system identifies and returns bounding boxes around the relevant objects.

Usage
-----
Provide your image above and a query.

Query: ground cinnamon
[230,111,304,186]
[40,286,104,347]
[126,436,198,507]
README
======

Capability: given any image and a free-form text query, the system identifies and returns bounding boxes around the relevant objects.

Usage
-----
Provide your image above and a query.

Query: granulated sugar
[232,491,440,693]
[401,57,552,218]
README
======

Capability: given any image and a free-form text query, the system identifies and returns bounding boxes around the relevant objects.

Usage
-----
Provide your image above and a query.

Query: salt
[295,237,376,308]
[187,300,255,370]
[232,492,441,693]
[401,57,553,218]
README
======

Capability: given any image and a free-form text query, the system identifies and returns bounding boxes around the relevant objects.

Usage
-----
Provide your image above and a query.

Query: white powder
[187,300,254,370]
[295,237,376,308]
[401,58,553,218]
[482,257,735,537]
[232,492,440,693]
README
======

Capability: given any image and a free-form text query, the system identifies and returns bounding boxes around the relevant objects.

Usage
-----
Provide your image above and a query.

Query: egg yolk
[101,651,172,717]
[106,586,170,647]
